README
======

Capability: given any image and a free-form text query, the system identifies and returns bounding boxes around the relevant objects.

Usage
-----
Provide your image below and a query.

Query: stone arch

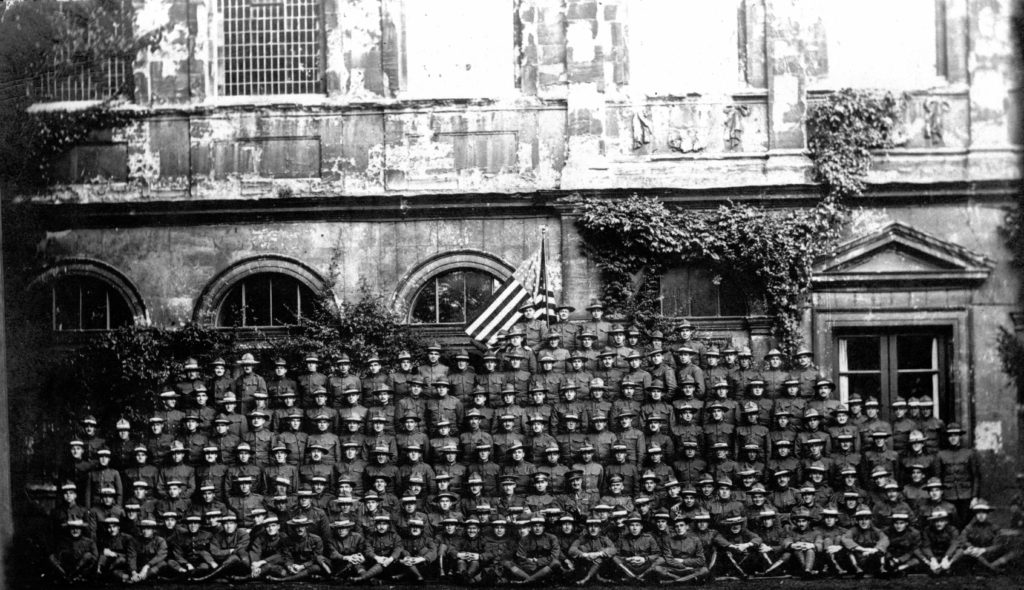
[393,249,515,317]
[193,254,331,324]
[28,257,148,324]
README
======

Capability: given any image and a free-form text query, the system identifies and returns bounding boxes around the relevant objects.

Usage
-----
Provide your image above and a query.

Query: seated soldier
[884,511,929,575]
[814,505,849,576]
[399,518,438,582]
[353,515,405,583]
[95,517,136,583]
[195,513,250,581]
[326,519,372,582]
[654,517,707,583]
[269,516,330,582]
[948,499,1018,573]
[507,515,561,584]
[479,517,516,584]
[167,514,216,579]
[780,506,819,578]
[242,515,289,581]
[130,518,169,583]
[48,519,96,584]
[753,509,787,575]
[841,506,891,576]
[568,517,617,585]
[713,514,762,579]
[451,518,486,584]
[612,513,663,582]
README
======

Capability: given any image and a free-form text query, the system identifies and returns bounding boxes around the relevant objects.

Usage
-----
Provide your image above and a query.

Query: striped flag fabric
[465,243,558,346]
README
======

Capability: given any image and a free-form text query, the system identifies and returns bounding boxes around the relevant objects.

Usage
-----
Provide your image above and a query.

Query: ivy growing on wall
[567,89,904,351]
[0,0,162,191]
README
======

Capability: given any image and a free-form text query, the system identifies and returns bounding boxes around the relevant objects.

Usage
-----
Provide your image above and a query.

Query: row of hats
[183,346,452,371]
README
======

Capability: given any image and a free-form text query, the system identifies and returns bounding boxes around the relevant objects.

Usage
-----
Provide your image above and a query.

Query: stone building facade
[3,0,1023,488]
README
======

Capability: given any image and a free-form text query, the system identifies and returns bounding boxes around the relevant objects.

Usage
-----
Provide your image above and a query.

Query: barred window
[216,0,323,96]
[660,268,747,317]
[216,272,316,327]
[44,276,135,331]
[35,56,131,102]
[410,269,501,325]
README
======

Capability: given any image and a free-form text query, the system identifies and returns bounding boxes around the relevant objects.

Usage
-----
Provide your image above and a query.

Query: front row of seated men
[48,496,1017,585]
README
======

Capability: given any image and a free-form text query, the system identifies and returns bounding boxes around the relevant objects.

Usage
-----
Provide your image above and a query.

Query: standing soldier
[790,348,818,397]
[761,350,789,400]
[176,358,206,402]
[672,320,706,368]
[550,303,579,347]
[729,347,761,398]
[448,350,477,403]
[580,300,612,347]
[702,348,728,396]
[266,358,297,406]
[234,353,267,414]
[418,343,450,385]
[207,358,235,404]
[297,354,327,407]
[328,354,362,406]
[937,423,980,526]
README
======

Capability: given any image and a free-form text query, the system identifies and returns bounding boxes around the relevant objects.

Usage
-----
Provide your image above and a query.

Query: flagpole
[541,226,549,329]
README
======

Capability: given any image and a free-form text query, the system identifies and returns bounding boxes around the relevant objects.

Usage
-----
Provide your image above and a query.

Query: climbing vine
[567,89,905,351]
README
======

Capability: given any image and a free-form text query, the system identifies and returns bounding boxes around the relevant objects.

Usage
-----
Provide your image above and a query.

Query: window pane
[410,280,438,324]
[689,269,718,317]
[271,276,300,326]
[842,336,881,371]
[436,271,467,324]
[660,268,690,316]
[845,373,882,402]
[218,284,245,327]
[53,282,81,331]
[80,279,109,330]
[719,278,748,316]
[897,372,936,400]
[244,277,271,327]
[464,271,497,319]
[896,334,936,370]
[217,0,322,96]
[108,292,134,328]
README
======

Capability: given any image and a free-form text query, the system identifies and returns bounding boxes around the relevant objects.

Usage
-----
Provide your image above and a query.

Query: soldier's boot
[848,555,865,577]
[195,555,240,581]
[507,565,530,582]
[275,568,314,582]
[189,563,212,579]
[352,563,384,582]
[465,560,482,584]
[576,562,602,585]
[802,550,816,577]
[525,565,554,583]
[404,564,425,583]
[763,552,790,576]
[726,552,750,580]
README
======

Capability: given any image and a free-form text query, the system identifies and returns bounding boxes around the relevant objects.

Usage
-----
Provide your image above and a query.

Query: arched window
[410,269,501,325]
[44,275,135,331]
[660,267,747,317]
[216,272,317,327]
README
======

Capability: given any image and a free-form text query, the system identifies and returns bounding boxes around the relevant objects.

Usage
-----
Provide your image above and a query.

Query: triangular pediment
[812,222,993,288]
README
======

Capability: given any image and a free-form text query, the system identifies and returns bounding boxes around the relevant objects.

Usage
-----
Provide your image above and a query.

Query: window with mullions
[410,269,501,325]
[216,273,316,327]
[836,331,951,420]
[659,268,747,317]
[46,276,134,331]
[216,0,323,96]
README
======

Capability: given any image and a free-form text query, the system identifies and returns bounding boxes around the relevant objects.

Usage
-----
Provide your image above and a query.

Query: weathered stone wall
[16,0,1021,203]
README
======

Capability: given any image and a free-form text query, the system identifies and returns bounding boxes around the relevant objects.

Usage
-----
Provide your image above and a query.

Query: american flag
[465,235,561,346]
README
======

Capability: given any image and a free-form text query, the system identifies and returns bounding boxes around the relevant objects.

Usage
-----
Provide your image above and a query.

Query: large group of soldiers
[39,301,1023,585]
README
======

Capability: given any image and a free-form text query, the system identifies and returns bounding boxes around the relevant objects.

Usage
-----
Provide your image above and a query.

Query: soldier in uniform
[761,349,789,400]
[675,348,705,400]
[234,353,267,414]
[506,515,561,583]
[653,516,707,583]
[328,354,362,407]
[673,320,706,368]
[48,519,97,583]
[325,518,371,581]
[266,358,298,407]
[206,358,236,404]
[790,347,818,398]
[937,423,979,526]
[580,300,612,347]
[418,342,450,385]
[296,354,327,408]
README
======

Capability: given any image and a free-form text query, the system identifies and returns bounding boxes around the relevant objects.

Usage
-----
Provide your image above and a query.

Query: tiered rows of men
[42,303,1022,584]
